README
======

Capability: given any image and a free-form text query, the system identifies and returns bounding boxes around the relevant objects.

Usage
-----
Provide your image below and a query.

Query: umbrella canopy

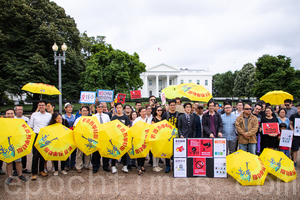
[0,118,36,163]
[260,148,297,183]
[73,116,101,155]
[178,82,212,102]
[35,123,76,161]
[21,83,61,95]
[161,85,184,99]
[226,150,268,186]
[98,120,131,160]
[260,90,293,105]
[147,120,178,159]
[128,121,154,159]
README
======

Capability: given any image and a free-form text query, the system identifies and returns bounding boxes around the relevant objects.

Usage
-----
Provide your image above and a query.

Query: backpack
[166,111,179,121]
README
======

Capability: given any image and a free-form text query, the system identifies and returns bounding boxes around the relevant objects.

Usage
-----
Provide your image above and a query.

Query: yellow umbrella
[178,82,212,102]
[260,148,297,183]
[73,116,101,155]
[0,118,36,163]
[147,120,178,159]
[128,121,154,159]
[35,123,76,161]
[162,85,184,99]
[260,90,293,105]
[21,83,61,95]
[98,120,131,160]
[226,150,268,186]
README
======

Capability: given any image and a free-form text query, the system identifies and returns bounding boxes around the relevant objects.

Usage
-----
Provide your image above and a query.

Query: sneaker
[112,166,117,174]
[18,175,27,182]
[38,172,48,177]
[61,170,67,175]
[77,169,82,173]
[5,177,13,185]
[13,171,18,176]
[31,175,37,180]
[22,169,31,174]
[54,171,58,176]
[157,166,163,171]
[153,166,161,172]
[0,169,6,175]
[294,162,297,167]
[165,166,170,173]
[44,169,48,174]
[122,166,128,173]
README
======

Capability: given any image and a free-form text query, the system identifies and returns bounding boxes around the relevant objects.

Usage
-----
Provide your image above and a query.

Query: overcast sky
[52,0,300,74]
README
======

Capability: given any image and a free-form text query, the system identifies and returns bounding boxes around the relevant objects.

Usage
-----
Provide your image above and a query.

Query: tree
[212,70,238,97]
[0,0,85,106]
[80,43,146,95]
[233,63,256,98]
[253,55,300,99]
[80,31,106,58]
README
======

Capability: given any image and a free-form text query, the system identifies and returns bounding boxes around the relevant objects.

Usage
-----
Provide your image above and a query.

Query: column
[144,74,148,97]
[167,75,170,87]
[156,75,159,97]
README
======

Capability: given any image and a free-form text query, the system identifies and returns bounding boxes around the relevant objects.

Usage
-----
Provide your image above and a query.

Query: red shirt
[278,132,289,150]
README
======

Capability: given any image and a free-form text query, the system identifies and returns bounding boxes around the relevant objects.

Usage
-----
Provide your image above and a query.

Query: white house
[140,63,213,98]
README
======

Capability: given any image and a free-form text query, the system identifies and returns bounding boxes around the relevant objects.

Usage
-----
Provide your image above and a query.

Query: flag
[158,47,161,51]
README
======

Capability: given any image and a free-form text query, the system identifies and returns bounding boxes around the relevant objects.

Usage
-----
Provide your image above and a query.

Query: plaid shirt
[221,113,237,141]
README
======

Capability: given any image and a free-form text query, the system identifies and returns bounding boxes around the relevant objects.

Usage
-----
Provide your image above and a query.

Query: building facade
[140,63,213,98]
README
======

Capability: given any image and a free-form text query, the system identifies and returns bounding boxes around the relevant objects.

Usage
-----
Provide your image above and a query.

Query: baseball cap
[64,102,73,108]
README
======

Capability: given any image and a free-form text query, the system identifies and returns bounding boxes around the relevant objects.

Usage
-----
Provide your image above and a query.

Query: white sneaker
[61,170,67,175]
[112,166,117,174]
[157,166,163,170]
[153,166,161,172]
[44,169,48,174]
[122,166,128,173]
[54,171,58,176]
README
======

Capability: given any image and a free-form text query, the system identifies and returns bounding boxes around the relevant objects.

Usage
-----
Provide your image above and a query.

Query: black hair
[95,102,103,107]
[47,102,55,107]
[237,101,244,106]
[138,107,146,113]
[254,103,262,108]
[265,107,273,112]
[208,100,214,107]
[5,108,15,115]
[258,100,266,105]
[214,102,219,107]
[123,104,131,109]
[296,103,300,108]
[80,105,90,112]
[115,103,123,108]
[149,95,156,101]
[146,105,152,109]
[129,111,138,120]
[38,100,47,105]
[278,108,287,115]
[153,106,164,117]
[284,99,292,104]
[135,101,141,106]
[224,102,232,106]
[49,112,62,125]
[265,103,271,108]
[168,99,176,105]
[183,102,192,108]
[175,97,182,103]
[279,123,287,129]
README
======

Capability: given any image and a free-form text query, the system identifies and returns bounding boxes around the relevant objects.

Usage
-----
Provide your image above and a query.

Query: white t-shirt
[15,115,30,124]
[93,113,110,124]
[132,116,151,126]
[29,112,52,133]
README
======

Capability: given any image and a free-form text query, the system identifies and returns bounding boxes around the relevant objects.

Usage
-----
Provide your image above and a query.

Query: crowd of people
[0,96,299,185]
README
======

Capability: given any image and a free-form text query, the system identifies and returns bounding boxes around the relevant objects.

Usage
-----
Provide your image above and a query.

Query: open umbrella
[73,116,101,155]
[22,83,61,95]
[260,90,293,105]
[226,150,268,186]
[128,121,154,159]
[161,85,184,99]
[147,120,178,159]
[0,118,36,163]
[177,82,212,102]
[260,148,297,183]
[98,120,131,160]
[35,123,76,161]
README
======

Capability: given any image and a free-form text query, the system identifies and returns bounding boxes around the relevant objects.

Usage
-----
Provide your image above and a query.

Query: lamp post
[52,42,67,114]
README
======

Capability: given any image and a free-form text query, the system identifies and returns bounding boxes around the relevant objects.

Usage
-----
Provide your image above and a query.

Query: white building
[140,63,213,98]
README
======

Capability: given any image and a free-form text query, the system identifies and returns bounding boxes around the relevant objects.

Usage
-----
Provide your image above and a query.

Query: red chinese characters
[44,146,73,156]
[117,124,128,152]
[82,118,99,139]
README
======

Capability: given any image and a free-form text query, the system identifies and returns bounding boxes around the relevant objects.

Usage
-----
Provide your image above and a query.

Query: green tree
[212,70,238,97]
[253,55,300,98]
[80,43,146,94]
[233,63,256,98]
[80,31,106,58]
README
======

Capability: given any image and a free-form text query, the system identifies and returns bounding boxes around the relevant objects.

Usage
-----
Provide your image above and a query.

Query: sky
[52,0,300,74]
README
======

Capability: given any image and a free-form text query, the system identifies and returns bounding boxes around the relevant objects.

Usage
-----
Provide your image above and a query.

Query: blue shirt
[277,117,290,130]
[221,113,237,141]
[64,113,75,128]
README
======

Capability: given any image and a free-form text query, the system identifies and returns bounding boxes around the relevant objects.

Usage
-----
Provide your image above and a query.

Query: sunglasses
[157,110,163,111]
[285,104,290,107]
[244,108,251,110]
[97,106,103,108]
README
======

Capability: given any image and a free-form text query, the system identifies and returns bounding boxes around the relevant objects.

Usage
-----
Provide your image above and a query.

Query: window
[159,80,162,86]
[169,80,172,85]
[189,80,192,83]
[149,91,152,96]
[149,80,152,86]
[205,80,208,86]
[180,79,184,84]
[197,80,200,85]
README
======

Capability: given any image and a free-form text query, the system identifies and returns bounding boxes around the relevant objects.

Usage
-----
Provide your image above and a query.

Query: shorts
[292,136,300,151]
[6,158,22,164]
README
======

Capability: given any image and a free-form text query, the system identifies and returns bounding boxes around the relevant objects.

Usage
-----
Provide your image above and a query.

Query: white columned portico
[144,74,148,97]
[167,75,170,87]
[156,75,159,97]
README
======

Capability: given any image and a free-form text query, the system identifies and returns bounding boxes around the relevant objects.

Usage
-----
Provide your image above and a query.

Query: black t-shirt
[162,111,179,128]
[151,106,157,115]
[289,112,300,125]
[152,117,162,123]
[111,114,130,126]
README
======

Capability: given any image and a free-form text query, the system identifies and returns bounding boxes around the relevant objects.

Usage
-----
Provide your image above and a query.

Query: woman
[261,107,279,150]
[151,107,164,172]
[132,107,149,175]
[49,112,69,175]
[129,111,138,127]
[277,108,290,129]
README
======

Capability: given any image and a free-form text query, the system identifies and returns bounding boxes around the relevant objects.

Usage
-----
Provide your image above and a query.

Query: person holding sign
[278,123,291,157]
[261,107,279,151]
[289,103,300,167]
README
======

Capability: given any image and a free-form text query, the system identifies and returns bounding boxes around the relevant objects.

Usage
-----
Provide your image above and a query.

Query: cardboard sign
[279,130,293,148]
[130,90,141,99]
[174,138,187,158]
[97,89,114,102]
[294,118,300,136]
[79,91,96,104]
[187,139,200,157]
[200,139,213,157]
[174,158,187,178]
[214,138,226,157]
[193,157,206,176]
[161,92,166,105]
[214,158,227,178]
[117,93,126,104]
[262,123,279,135]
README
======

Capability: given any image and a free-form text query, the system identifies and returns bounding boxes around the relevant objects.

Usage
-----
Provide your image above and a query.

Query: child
[278,123,291,158]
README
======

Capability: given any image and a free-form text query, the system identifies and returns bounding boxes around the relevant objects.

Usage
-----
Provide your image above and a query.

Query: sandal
[141,167,147,172]
[138,170,143,176]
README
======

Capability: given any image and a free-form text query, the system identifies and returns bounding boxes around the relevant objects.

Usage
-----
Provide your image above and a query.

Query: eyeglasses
[224,107,231,109]
[157,110,163,111]
[244,108,251,110]
[82,110,89,112]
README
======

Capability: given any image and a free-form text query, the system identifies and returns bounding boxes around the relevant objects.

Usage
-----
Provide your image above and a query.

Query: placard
[130,90,141,99]
[193,158,206,176]
[79,91,96,104]
[97,89,114,102]
[262,123,279,135]
[117,93,126,104]
[214,158,227,178]
[161,92,166,105]
[174,138,187,158]
[279,130,293,148]
[294,118,300,136]
[200,139,213,157]
[174,158,187,178]
[214,138,226,157]
[188,139,200,157]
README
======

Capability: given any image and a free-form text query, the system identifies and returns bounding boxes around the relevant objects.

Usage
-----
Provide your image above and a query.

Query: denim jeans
[65,148,77,168]
[279,149,290,158]
[239,143,256,154]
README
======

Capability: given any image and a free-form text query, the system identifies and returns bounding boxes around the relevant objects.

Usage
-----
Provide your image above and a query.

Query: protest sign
[161,92,166,105]
[174,158,187,178]
[187,139,200,157]
[214,138,226,157]
[174,138,187,158]
[130,90,141,99]
[200,139,213,157]
[193,157,206,176]
[214,158,227,178]
[262,123,279,135]
[294,118,300,136]
[97,89,114,102]
[279,130,293,148]
[117,93,126,104]
[79,91,96,104]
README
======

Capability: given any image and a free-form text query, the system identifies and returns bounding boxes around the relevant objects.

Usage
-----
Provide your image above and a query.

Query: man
[214,103,220,113]
[284,99,297,119]
[252,103,262,155]
[195,105,204,137]
[135,101,142,112]
[3,109,27,185]
[289,103,300,167]
[178,103,196,138]
[29,101,52,180]
[13,105,31,175]
[192,108,202,138]
[110,103,130,173]
[233,101,244,117]
[91,102,111,173]
[194,102,199,111]
[221,102,238,155]
[46,102,55,114]
[258,100,266,118]
[162,99,180,173]
[149,95,157,115]
[123,104,132,117]
[235,103,258,154]
[202,101,223,138]
[175,97,184,113]
[63,103,76,171]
